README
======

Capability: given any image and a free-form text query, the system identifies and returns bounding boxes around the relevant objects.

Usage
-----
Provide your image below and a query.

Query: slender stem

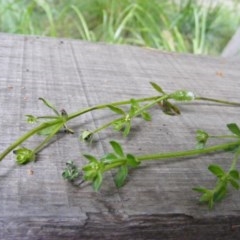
[95,95,168,136]
[133,95,168,117]
[66,95,240,122]
[0,96,160,161]
[196,97,240,106]
[137,141,240,162]
[92,117,123,135]
[91,96,168,135]
[1,92,240,163]
[230,147,240,170]
[103,160,125,172]
[210,135,239,139]
[0,120,62,161]
[67,96,161,121]
[67,94,240,122]
[101,141,240,173]
[33,123,63,154]
[37,116,59,119]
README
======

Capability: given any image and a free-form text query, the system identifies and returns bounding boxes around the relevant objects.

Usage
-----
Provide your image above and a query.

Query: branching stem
[137,141,240,161]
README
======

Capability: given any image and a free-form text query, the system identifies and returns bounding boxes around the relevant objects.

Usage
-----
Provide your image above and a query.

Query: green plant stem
[0,96,160,161]
[210,135,239,139]
[137,141,240,161]
[33,123,63,154]
[230,147,240,171]
[92,95,168,134]
[92,95,169,136]
[196,97,240,106]
[67,96,161,121]
[92,117,123,135]
[0,120,62,161]
[133,95,168,117]
[103,160,126,172]
[1,93,240,162]
[100,141,240,173]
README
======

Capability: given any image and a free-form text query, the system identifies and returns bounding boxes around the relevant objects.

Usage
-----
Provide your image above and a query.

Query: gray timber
[0,33,240,239]
[222,27,240,59]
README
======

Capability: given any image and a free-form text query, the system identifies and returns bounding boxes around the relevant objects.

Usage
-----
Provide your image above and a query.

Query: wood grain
[0,33,240,239]
[222,27,240,59]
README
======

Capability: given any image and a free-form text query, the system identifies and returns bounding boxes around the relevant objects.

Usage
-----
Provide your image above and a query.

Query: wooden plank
[221,27,240,59]
[0,33,240,239]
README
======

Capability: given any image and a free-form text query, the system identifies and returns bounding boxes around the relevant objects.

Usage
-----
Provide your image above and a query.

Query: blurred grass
[0,0,240,55]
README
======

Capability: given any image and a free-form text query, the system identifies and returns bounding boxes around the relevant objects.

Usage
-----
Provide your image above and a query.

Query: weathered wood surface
[0,33,240,239]
[222,27,240,59]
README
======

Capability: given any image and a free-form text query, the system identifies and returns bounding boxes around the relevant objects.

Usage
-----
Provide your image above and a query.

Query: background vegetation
[0,0,240,55]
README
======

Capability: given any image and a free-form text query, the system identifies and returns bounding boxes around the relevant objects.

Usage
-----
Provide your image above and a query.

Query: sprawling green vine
[1,82,240,209]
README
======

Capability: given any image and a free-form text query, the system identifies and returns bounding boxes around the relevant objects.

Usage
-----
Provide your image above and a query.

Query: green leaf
[193,187,214,208]
[101,153,118,163]
[123,122,131,137]
[141,111,151,121]
[114,165,128,188]
[227,123,240,136]
[39,97,60,116]
[192,187,209,194]
[213,185,227,202]
[93,172,103,191]
[208,198,214,209]
[83,169,97,181]
[129,99,139,116]
[229,169,240,180]
[37,124,61,135]
[110,141,124,157]
[126,154,140,167]
[83,154,98,163]
[107,105,125,115]
[199,192,212,203]
[229,178,240,190]
[167,102,181,115]
[82,157,103,181]
[193,183,229,209]
[130,99,138,107]
[208,164,225,178]
[158,100,181,115]
[223,144,240,153]
[112,119,125,131]
[150,82,165,94]
[113,118,132,137]
[169,90,195,101]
